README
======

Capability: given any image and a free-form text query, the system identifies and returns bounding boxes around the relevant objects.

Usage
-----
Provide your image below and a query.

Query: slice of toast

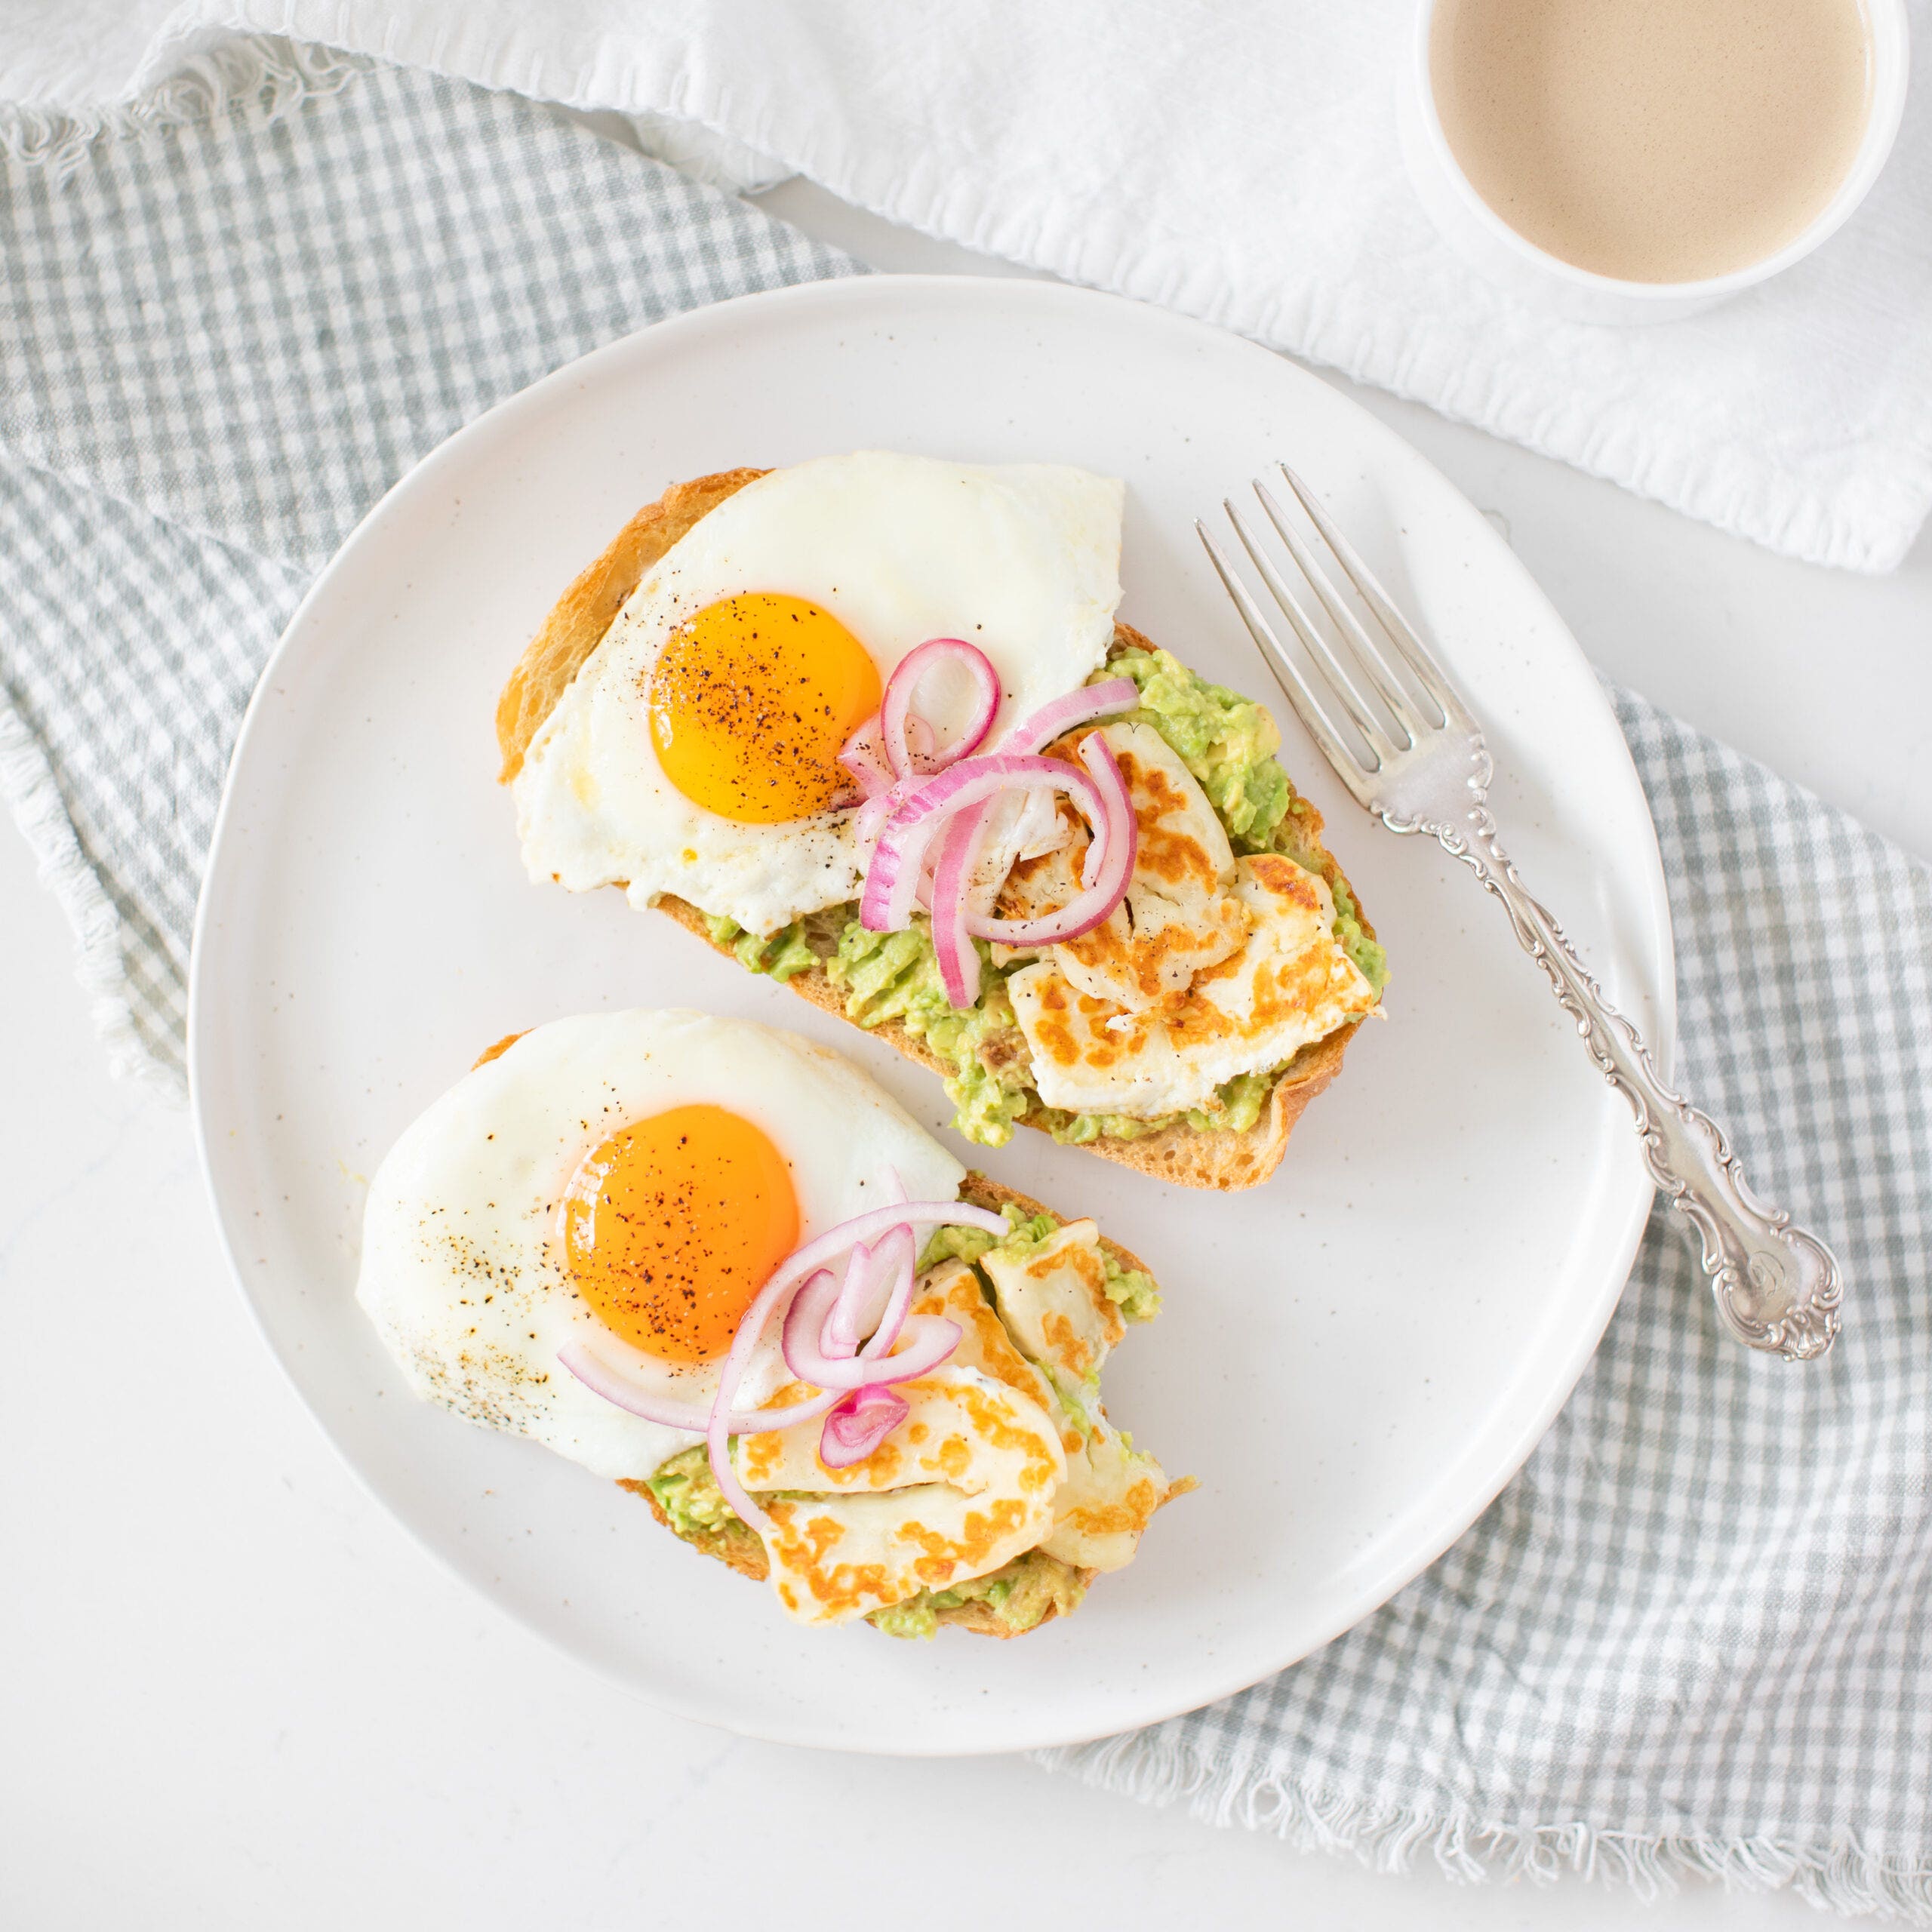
[497,470,1374,1191]
[617,1173,1143,1639]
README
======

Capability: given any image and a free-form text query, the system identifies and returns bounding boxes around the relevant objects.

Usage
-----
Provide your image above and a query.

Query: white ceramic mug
[1398,0,1912,325]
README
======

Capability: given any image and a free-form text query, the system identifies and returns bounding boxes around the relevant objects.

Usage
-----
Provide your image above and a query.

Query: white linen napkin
[2,2,1929,574]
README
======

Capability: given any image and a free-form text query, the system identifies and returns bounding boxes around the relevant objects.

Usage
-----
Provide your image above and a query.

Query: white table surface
[6,177,1925,1931]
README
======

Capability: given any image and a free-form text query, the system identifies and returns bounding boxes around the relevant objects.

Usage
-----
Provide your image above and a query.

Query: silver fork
[1200,465,1842,1362]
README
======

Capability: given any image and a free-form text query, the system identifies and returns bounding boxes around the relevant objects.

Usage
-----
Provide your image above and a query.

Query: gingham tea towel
[1041,720,1932,1919]
[0,49,853,1089]
[3,48,1929,1922]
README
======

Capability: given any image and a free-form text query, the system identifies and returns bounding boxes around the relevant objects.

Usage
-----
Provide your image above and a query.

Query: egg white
[355,1010,964,1481]
[513,451,1124,936]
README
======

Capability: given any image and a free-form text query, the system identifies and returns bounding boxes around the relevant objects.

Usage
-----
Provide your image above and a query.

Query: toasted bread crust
[623,1478,771,1579]
[618,1173,1101,1639]
[494,467,770,783]
[502,477,1374,1189]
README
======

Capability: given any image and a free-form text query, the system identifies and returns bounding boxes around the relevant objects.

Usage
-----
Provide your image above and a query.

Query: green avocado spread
[865,1547,1088,1641]
[919,1201,1161,1324]
[699,647,1386,1147]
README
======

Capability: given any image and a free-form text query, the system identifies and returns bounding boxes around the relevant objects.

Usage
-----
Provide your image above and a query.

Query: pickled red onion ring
[826,1226,915,1357]
[838,724,894,799]
[860,752,1111,933]
[963,731,1137,946]
[928,800,994,1008]
[1003,676,1138,755]
[784,1291,961,1392]
[819,1386,912,1469]
[844,669,1143,1003]
[879,638,1000,777]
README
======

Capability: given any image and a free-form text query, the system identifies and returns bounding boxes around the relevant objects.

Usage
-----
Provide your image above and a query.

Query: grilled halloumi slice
[1008,850,1379,1119]
[920,1249,1171,1573]
[733,1364,1065,1625]
[1041,1420,1171,1573]
[978,1220,1126,1384]
[910,1259,1063,1426]
[998,723,1249,1012]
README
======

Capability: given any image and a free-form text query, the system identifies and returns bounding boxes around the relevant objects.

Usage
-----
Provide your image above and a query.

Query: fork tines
[1197,464,1475,784]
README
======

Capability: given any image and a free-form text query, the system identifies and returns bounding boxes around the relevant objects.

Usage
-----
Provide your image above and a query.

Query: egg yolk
[561,1104,800,1364]
[647,592,882,823]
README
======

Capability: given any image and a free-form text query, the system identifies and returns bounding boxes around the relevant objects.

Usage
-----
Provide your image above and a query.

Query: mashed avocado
[826,921,1032,1145]
[696,648,1384,1143]
[645,1445,737,1538]
[919,1202,1161,1324]
[703,912,820,982]
[1105,646,1291,844]
[1035,1066,1276,1146]
[644,1444,768,1575]
[866,1548,1088,1641]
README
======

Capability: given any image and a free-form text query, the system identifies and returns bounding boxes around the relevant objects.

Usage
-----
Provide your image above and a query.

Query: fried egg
[513,452,1124,937]
[355,1010,963,1482]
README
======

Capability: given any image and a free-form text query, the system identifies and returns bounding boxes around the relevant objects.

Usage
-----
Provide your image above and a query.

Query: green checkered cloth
[0,48,853,1089]
[3,46,1927,1922]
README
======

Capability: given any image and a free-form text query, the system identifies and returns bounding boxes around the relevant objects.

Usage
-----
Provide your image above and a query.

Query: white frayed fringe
[0,37,372,183]
[0,701,185,1104]
[1034,1733,1932,1926]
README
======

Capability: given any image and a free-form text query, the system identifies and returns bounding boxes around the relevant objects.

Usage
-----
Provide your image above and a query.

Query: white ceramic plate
[191,276,1671,1756]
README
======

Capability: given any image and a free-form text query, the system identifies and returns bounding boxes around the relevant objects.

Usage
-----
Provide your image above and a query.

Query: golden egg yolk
[561,1104,800,1364]
[647,592,883,823]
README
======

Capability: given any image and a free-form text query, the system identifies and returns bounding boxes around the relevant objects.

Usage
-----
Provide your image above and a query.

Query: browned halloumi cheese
[911,1259,1062,1426]
[978,1220,1126,1384]
[928,1236,1172,1576]
[998,722,1248,1011]
[996,718,1376,1121]
[1008,849,1380,1119]
[732,1365,1064,1626]
[1041,1421,1171,1573]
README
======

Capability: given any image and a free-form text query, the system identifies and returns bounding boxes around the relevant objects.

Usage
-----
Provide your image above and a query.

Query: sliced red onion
[713,1196,1001,1524]
[851,769,921,849]
[823,1241,872,1359]
[838,723,894,799]
[928,800,993,1007]
[880,638,1000,778]
[786,1279,960,1390]
[704,1252,812,1534]
[819,1386,912,1469]
[1004,676,1138,755]
[783,1255,929,1389]
[861,753,1112,933]
[826,1225,915,1357]
[555,1340,841,1435]
[962,731,1137,946]
[779,1266,844,1380]
[858,1232,921,1363]
[848,668,1137,946]
[761,1198,1005,1300]
[864,1315,962,1386]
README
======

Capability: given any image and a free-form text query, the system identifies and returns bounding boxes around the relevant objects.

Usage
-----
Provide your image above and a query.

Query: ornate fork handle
[1403,792,1843,1363]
